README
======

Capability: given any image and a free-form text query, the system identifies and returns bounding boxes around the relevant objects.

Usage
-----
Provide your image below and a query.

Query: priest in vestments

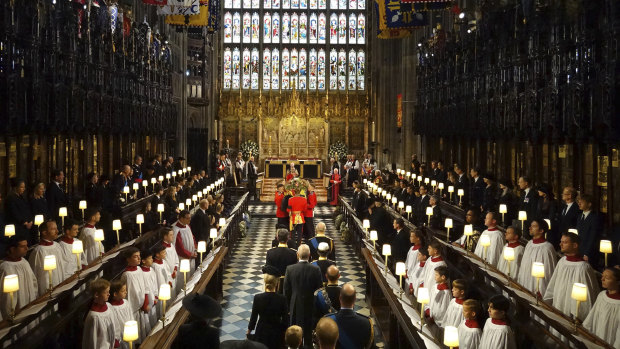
[473,212,506,266]
[0,236,38,320]
[516,219,557,296]
[583,268,620,348]
[543,232,599,321]
[329,169,341,206]
[28,220,66,295]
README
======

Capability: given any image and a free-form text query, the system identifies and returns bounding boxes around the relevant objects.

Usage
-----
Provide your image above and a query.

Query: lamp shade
[4,225,15,237]
[94,229,105,241]
[382,244,391,256]
[424,178,430,184]
[185,199,191,206]
[444,218,453,229]
[397,202,403,209]
[457,189,464,196]
[518,211,527,221]
[210,228,218,239]
[158,175,164,182]
[188,166,192,172]
[59,207,68,217]
[383,191,388,198]
[179,259,190,273]
[34,215,44,226]
[112,219,122,231]
[165,173,171,179]
[417,287,430,304]
[396,169,401,174]
[192,195,198,202]
[544,219,551,230]
[3,274,19,293]
[531,262,545,278]
[503,247,515,261]
[43,255,57,271]
[377,188,383,194]
[219,218,226,227]
[142,181,148,188]
[426,207,433,216]
[480,234,491,247]
[363,178,367,184]
[568,228,579,235]
[571,283,588,302]
[79,200,87,210]
[151,177,157,184]
[132,183,139,191]
[157,203,165,213]
[386,193,392,201]
[172,171,177,177]
[464,224,473,236]
[431,180,437,187]
[444,326,459,347]
[136,214,144,224]
[72,240,83,254]
[499,204,507,214]
[448,186,454,193]
[417,176,422,182]
[202,188,207,195]
[395,262,406,276]
[406,171,411,177]
[392,197,398,204]
[178,203,185,210]
[123,186,130,194]
[158,284,171,301]
[438,182,444,190]
[370,230,378,241]
[600,240,612,254]
[406,205,412,213]
[123,320,139,342]
[363,219,370,229]
[197,191,203,198]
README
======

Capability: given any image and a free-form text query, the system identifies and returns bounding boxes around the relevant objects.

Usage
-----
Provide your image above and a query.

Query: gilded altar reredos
[217,87,369,160]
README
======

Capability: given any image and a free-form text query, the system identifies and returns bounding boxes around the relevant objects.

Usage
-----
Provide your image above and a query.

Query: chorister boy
[152,243,174,295]
[58,219,87,278]
[478,295,517,349]
[80,208,103,264]
[425,265,452,328]
[443,279,467,328]
[458,299,482,349]
[0,236,38,319]
[29,220,66,295]
[405,229,426,279]
[82,278,117,349]
[121,247,151,342]
[496,226,524,279]
[408,245,430,297]
[420,240,447,294]
[160,228,179,294]
[473,212,505,266]
[140,248,160,325]
[583,267,620,347]
[109,279,133,349]
[516,219,556,296]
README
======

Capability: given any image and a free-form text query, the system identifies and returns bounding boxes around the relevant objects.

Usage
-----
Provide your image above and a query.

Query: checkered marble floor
[249,203,337,217]
[217,204,385,346]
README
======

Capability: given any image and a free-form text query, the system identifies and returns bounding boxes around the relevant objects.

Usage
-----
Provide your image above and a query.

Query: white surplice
[0,258,38,319]
[80,224,104,265]
[28,241,67,295]
[516,239,557,295]
[458,319,482,349]
[496,243,524,279]
[478,318,517,349]
[443,298,465,328]
[82,303,117,349]
[110,300,133,349]
[58,237,87,279]
[473,228,505,266]
[583,291,620,348]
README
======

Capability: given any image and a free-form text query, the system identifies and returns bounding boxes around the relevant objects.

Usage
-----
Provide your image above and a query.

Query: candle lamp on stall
[457,189,464,205]
[210,228,218,251]
[571,283,588,329]
[425,206,433,226]
[417,287,430,325]
[192,195,198,207]
[444,218,453,242]
[94,229,105,259]
[370,230,378,251]
[391,196,398,208]
[398,201,404,213]
[197,241,206,271]
[179,259,190,295]
[431,180,437,191]
[480,234,491,264]
[159,284,171,327]
[79,200,87,220]
[59,207,68,227]
[123,320,139,349]
[157,203,165,223]
[3,274,19,321]
[362,219,370,238]
[112,219,122,245]
[132,183,139,198]
[151,177,157,191]
[178,203,185,211]
[396,262,406,299]
[444,326,459,349]
[417,175,422,186]
[503,246,515,282]
[499,204,507,224]
[386,193,392,205]
[123,186,130,202]
[185,198,192,210]
[382,244,391,275]
[405,205,412,220]
[142,180,148,195]
[438,182,444,196]
[463,224,473,252]
[72,240,83,274]
[518,211,527,232]
[600,240,612,267]
[531,262,545,304]
[448,186,454,201]
[34,215,44,241]
[424,178,430,185]
[43,255,57,293]
[4,225,15,238]
[136,214,144,236]
[172,171,177,180]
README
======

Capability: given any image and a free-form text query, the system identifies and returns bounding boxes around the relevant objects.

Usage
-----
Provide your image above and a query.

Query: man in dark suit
[469,167,485,209]
[555,186,581,247]
[267,229,298,277]
[517,176,539,237]
[311,243,336,285]
[246,155,259,200]
[454,164,469,206]
[435,160,448,184]
[325,284,374,349]
[368,199,393,247]
[415,185,430,225]
[351,180,366,218]
[111,165,131,197]
[391,218,411,272]
[190,199,211,243]
[284,244,323,349]
[5,178,33,239]
[46,169,68,224]
[576,194,602,268]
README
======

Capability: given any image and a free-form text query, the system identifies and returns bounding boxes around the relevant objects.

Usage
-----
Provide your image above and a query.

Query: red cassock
[275,192,288,218]
[288,196,308,230]
[329,173,341,206]
[286,173,295,181]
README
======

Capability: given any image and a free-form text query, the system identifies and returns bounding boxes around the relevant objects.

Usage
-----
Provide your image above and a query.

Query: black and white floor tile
[249,203,337,217]
[218,204,385,347]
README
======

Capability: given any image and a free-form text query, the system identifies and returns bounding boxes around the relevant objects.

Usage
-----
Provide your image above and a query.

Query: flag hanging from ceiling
[158,0,201,15]
[399,0,452,9]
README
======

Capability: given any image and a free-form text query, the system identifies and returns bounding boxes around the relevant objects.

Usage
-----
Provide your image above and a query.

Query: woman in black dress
[29,182,49,219]
[247,274,288,349]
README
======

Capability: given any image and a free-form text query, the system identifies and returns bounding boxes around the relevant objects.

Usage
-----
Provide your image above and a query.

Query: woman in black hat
[498,178,517,226]
[247,266,288,349]
[536,183,559,231]
[173,293,222,349]
[482,173,498,213]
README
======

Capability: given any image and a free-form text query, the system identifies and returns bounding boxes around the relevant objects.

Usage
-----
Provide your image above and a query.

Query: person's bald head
[326,265,340,284]
[340,283,356,308]
[315,317,339,349]
[316,222,326,235]
[297,244,311,260]
[199,199,209,209]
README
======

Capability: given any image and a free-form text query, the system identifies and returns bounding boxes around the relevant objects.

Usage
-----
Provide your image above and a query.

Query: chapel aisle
[216,203,385,347]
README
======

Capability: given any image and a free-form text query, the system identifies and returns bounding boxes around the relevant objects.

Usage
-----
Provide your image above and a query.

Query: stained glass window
[263,48,271,90]
[224,48,232,89]
[233,12,241,43]
[222,0,364,90]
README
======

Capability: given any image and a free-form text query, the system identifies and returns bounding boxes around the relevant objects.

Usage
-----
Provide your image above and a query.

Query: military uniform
[311,258,336,285]
[313,284,342,326]
[308,235,336,261]
[325,308,374,349]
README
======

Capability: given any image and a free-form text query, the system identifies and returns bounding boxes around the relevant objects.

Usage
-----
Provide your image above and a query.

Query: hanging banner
[397,93,403,128]
[377,28,412,39]
[165,4,210,26]
[375,0,429,31]
[158,0,201,15]
[399,0,452,8]
[143,0,168,5]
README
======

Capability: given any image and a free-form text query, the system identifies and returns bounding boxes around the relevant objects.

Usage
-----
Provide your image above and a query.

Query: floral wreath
[285,178,308,197]
[240,140,259,160]
[328,141,349,162]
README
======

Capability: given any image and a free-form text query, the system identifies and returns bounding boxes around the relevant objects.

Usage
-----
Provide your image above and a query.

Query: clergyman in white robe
[28,240,67,295]
[473,227,505,266]
[543,256,599,320]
